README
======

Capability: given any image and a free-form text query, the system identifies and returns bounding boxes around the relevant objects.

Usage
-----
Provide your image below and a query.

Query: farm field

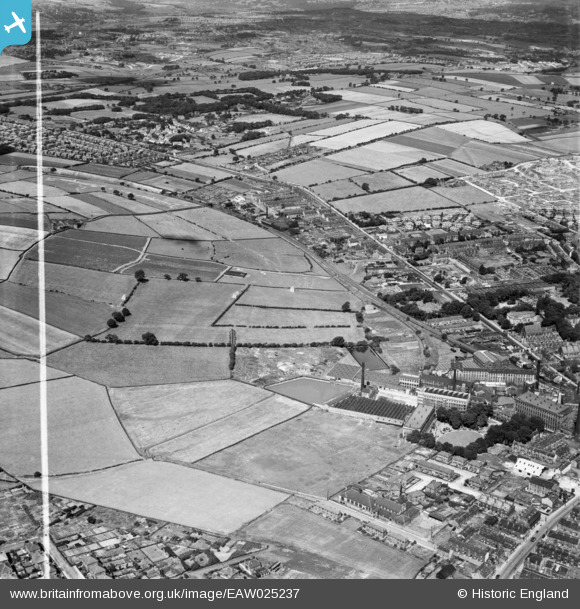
[30,461,287,535]
[114,281,242,340]
[451,141,540,168]
[0,376,140,476]
[311,180,366,200]
[27,230,147,272]
[138,213,219,241]
[0,225,45,251]
[0,282,111,336]
[146,238,214,260]
[309,119,381,137]
[75,163,137,179]
[213,239,310,273]
[0,249,20,279]
[218,268,343,291]
[109,380,272,451]
[426,159,483,177]
[120,254,226,281]
[132,175,200,193]
[394,165,450,183]
[240,504,425,579]
[175,207,271,240]
[272,159,367,187]
[0,306,77,355]
[0,358,70,389]
[312,120,420,150]
[11,260,135,306]
[152,395,309,463]
[198,408,413,496]
[167,162,232,182]
[438,120,529,143]
[234,326,365,345]
[433,184,495,205]
[327,142,441,172]
[73,193,133,215]
[351,171,413,192]
[332,186,460,213]
[47,344,231,386]
[217,305,355,329]
[44,195,105,218]
[237,285,355,310]
[0,180,66,198]
[81,191,158,215]
[81,216,160,238]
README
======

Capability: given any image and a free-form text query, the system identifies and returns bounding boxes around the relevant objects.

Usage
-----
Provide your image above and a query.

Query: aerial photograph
[0,0,579,584]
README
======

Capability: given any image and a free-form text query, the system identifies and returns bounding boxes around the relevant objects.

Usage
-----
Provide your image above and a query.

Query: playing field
[333,186,459,214]
[218,268,343,291]
[240,504,426,579]
[0,376,140,476]
[272,159,367,187]
[152,394,309,463]
[0,358,70,389]
[268,377,352,404]
[175,207,273,240]
[0,282,112,336]
[12,260,135,306]
[236,285,355,310]
[198,408,413,496]
[0,225,45,251]
[30,461,288,535]
[115,281,242,340]
[217,305,354,328]
[0,305,77,355]
[109,380,272,450]
[47,344,231,386]
[213,239,310,273]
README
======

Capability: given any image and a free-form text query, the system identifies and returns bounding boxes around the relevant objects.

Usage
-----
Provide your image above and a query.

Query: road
[496,495,580,580]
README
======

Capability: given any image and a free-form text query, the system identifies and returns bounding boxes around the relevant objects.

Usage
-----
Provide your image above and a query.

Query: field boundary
[211,284,249,326]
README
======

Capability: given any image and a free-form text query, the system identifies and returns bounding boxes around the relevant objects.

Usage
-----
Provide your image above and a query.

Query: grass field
[175,207,271,240]
[218,268,344,291]
[213,239,310,273]
[217,306,354,328]
[0,225,45,251]
[167,162,232,182]
[237,285,355,310]
[82,216,160,238]
[74,193,132,215]
[152,395,308,463]
[75,164,137,179]
[240,504,425,578]
[311,180,367,200]
[82,192,158,215]
[351,171,413,192]
[309,119,380,137]
[198,408,413,496]
[313,121,419,150]
[138,213,219,241]
[272,159,367,187]
[109,380,271,450]
[333,186,459,214]
[433,184,495,205]
[0,180,67,198]
[44,195,105,218]
[234,326,365,345]
[0,305,77,355]
[451,141,539,168]
[0,282,112,336]
[437,429,483,447]
[0,376,139,476]
[134,175,200,193]
[27,230,146,272]
[439,120,528,143]
[12,260,135,306]
[146,238,214,260]
[114,281,242,340]
[0,249,20,279]
[426,159,482,177]
[0,359,70,389]
[268,377,352,404]
[47,344,231,386]
[328,142,441,172]
[394,165,450,184]
[120,254,226,281]
[30,461,288,535]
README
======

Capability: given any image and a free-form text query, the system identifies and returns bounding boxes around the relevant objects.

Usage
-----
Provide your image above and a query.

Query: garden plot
[109,380,272,451]
[47,344,231,387]
[311,180,366,200]
[213,239,310,273]
[332,185,458,214]
[438,119,529,143]
[139,213,220,241]
[152,395,308,464]
[312,121,420,150]
[0,306,77,355]
[0,376,140,476]
[0,249,21,280]
[81,216,160,238]
[272,159,367,186]
[237,285,356,311]
[30,461,288,535]
[0,282,112,336]
[198,408,413,496]
[0,225,45,250]
[351,171,413,192]
[0,359,70,389]
[327,142,442,172]
[12,260,135,306]
[175,207,271,240]
[219,268,343,291]
[114,281,241,340]
[217,305,355,329]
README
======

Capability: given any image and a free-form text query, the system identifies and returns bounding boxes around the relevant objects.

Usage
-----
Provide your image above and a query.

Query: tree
[121,307,131,317]
[112,311,125,323]
[142,332,158,345]
[361,182,370,192]
[341,301,351,312]
[107,319,118,329]
[195,277,202,282]
[105,334,119,343]
[177,272,189,281]
[127,193,135,200]
[331,336,345,347]
[134,269,145,282]
[164,274,171,280]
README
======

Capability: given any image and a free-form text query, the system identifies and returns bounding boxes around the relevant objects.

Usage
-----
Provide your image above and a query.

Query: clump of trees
[142,332,158,346]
